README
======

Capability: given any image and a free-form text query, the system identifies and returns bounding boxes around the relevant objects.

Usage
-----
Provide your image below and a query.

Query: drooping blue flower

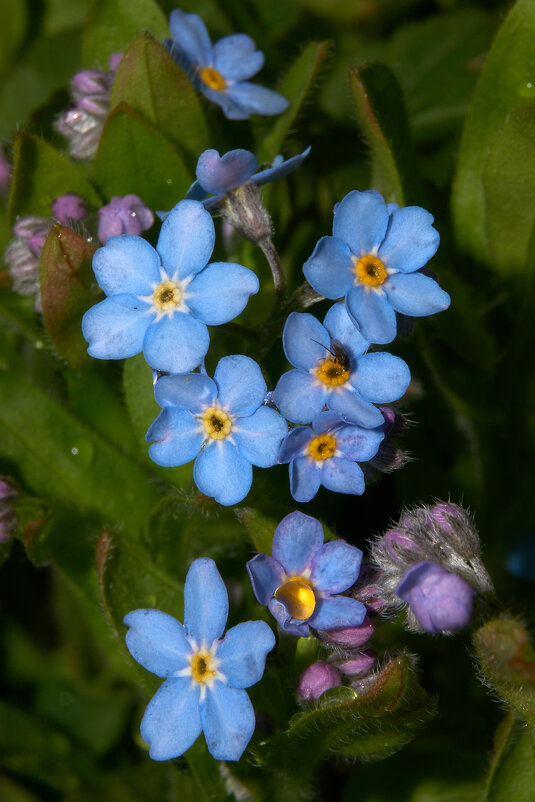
[303,190,450,344]
[146,355,287,505]
[278,411,384,503]
[396,561,474,634]
[247,511,366,637]
[125,558,275,761]
[274,303,411,426]
[164,9,288,120]
[82,200,258,374]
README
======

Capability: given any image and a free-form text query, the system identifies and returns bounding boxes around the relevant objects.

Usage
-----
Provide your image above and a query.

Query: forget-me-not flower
[82,200,258,374]
[125,558,275,761]
[165,9,289,120]
[146,355,287,505]
[247,511,366,637]
[274,303,410,427]
[303,190,450,344]
[278,411,384,503]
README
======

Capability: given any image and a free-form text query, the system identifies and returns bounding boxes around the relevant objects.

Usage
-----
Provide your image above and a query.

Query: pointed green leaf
[82,0,167,69]
[485,715,535,801]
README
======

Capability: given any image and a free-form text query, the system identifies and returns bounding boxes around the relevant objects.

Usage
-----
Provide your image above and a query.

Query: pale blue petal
[290,457,321,503]
[272,511,324,576]
[282,312,330,371]
[187,262,259,324]
[311,410,345,434]
[273,370,326,424]
[247,554,284,605]
[214,355,265,416]
[143,313,210,374]
[92,236,160,296]
[327,386,384,429]
[83,295,152,359]
[154,373,217,412]
[216,621,275,688]
[336,423,384,462]
[200,86,249,120]
[140,678,201,761]
[321,458,365,495]
[232,407,287,467]
[185,179,209,202]
[278,426,312,463]
[196,149,257,195]
[346,285,397,344]
[310,542,363,594]
[193,440,252,505]
[156,200,215,280]
[213,35,264,82]
[309,596,366,630]
[226,82,289,116]
[124,609,191,677]
[351,352,410,403]
[302,236,354,299]
[333,190,388,257]
[184,557,228,645]
[146,408,203,467]
[254,147,311,187]
[378,206,439,273]
[383,272,450,316]
[323,302,369,359]
[169,9,212,66]
[201,684,255,761]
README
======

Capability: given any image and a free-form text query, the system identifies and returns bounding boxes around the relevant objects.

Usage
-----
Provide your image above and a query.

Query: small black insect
[310,337,350,369]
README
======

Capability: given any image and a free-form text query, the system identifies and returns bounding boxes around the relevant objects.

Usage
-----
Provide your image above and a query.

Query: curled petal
[254,147,311,187]
[278,425,312,463]
[247,554,284,605]
[196,149,258,195]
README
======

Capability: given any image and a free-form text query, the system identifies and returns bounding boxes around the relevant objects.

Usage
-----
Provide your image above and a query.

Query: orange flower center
[316,358,350,387]
[308,433,337,461]
[353,254,387,287]
[199,67,227,92]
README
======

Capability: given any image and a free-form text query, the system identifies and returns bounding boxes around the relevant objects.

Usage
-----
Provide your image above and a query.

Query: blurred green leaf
[485,714,535,801]
[236,507,279,553]
[0,0,27,81]
[82,0,167,69]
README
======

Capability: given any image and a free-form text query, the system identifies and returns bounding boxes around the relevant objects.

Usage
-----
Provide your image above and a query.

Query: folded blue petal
[196,149,258,195]
[184,557,228,645]
[124,609,191,677]
[247,554,284,605]
[217,621,275,688]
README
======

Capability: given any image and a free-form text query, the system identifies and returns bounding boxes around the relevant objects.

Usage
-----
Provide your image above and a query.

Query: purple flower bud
[109,52,123,72]
[28,234,47,256]
[396,561,474,634]
[71,69,109,95]
[379,406,407,437]
[97,195,154,243]
[427,502,463,534]
[338,650,375,677]
[297,661,341,702]
[383,529,419,562]
[78,94,111,116]
[0,150,10,194]
[325,616,375,649]
[0,477,17,543]
[52,193,88,223]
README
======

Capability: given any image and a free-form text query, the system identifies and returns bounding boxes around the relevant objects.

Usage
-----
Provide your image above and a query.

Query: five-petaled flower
[278,411,384,502]
[247,511,366,637]
[124,558,275,761]
[82,200,258,374]
[303,190,450,344]
[274,303,410,427]
[165,8,289,120]
[146,355,287,505]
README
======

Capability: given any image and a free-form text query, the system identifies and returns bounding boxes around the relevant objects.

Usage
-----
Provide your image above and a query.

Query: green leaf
[82,0,167,69]
[8,132,101,223]
[348,62,421,205]
[0,0,27,81]
[92,103,191,210]
[111,33,210,169]
[236,507,282,553]
[452,0,535,268]
[40,224,97,368]
[485,715,535,801]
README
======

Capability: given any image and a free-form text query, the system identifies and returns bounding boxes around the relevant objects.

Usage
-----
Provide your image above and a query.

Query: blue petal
[232,406,287,468]
[143,313,210,374]
[311,410,346,434]
[302,236,354,299]
[92,236,161,296]
[321,457,365,495]
[169,9,212,67]
[254,147,311,187]
[156,200,215,280]
[282,312,330,371]
[323,302,369,359]
[213,35,264,82]
[200,86,250,120]
[154,373,217,412]
[278,426,312,463]
[201,684,255,761]
[351,352,410,403]
[82,295,152,359]
[327,386,385,429]
[193,440,252,505]
[309,596,366,630]
[196,149,257,195]
[187,262,259,324]
[273,370,326,424]
[310,542,362,594]
[247,554,284,605]
[225,82,289,116]
[333,190,388,257]
[146,408,203,467]
[346,285,397,344]
[185,179,209,202]
[216,621,275,688]
[268,598,309,636]
[213,355,266,416]
[184,557,228,645]
[272,511,324,576]
[336,423,384,462]
[378,206,440,273]
[124,609,191,677]
[289,457,321,503]
[383,272,450,316]
[140,678,201,761]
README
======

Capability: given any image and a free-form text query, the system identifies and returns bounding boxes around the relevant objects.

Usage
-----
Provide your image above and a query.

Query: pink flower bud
[326,617,375,649]
[297,661,341,702]
[338,650,375,677]
[52,194,88,223]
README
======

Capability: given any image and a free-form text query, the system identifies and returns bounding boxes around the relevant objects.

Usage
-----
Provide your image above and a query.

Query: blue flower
[274,303,411,426]
[185,147,311,210]
[146,355,287,505]
[124,558,275,761]
[165,9,289,120]
[278,411,384,503]
[82,200,258,374]
[247,511,366,637]
[303,190,450,344]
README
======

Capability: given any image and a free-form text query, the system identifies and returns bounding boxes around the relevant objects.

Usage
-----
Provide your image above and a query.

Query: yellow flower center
[274,577,316,620]
[203,407,232,440]
[199,66,227,92]
[308,433,337,461]
[353,254,387,287]
[316,358,350,387]
[190,650,218,684]
[153,280,182,311]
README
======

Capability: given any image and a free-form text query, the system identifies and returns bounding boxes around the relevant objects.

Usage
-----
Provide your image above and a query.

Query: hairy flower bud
[97,195,154,243]
[222,183,273,244]
[52,194,88,224]
[316,616,375,649]
[396,561,474,634]
[297,661,341,702]
[337,650,375,677]
[5,216,52,311]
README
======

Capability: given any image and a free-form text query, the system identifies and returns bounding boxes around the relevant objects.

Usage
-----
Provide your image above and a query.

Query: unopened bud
[97,195,154,243]
[52,193,88,223]
[338,650,375,677]
[222,183,272,244]
[379,406,408,437]
[396,561,474,634]
[318,616,375,649]
[297,661,341,702]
